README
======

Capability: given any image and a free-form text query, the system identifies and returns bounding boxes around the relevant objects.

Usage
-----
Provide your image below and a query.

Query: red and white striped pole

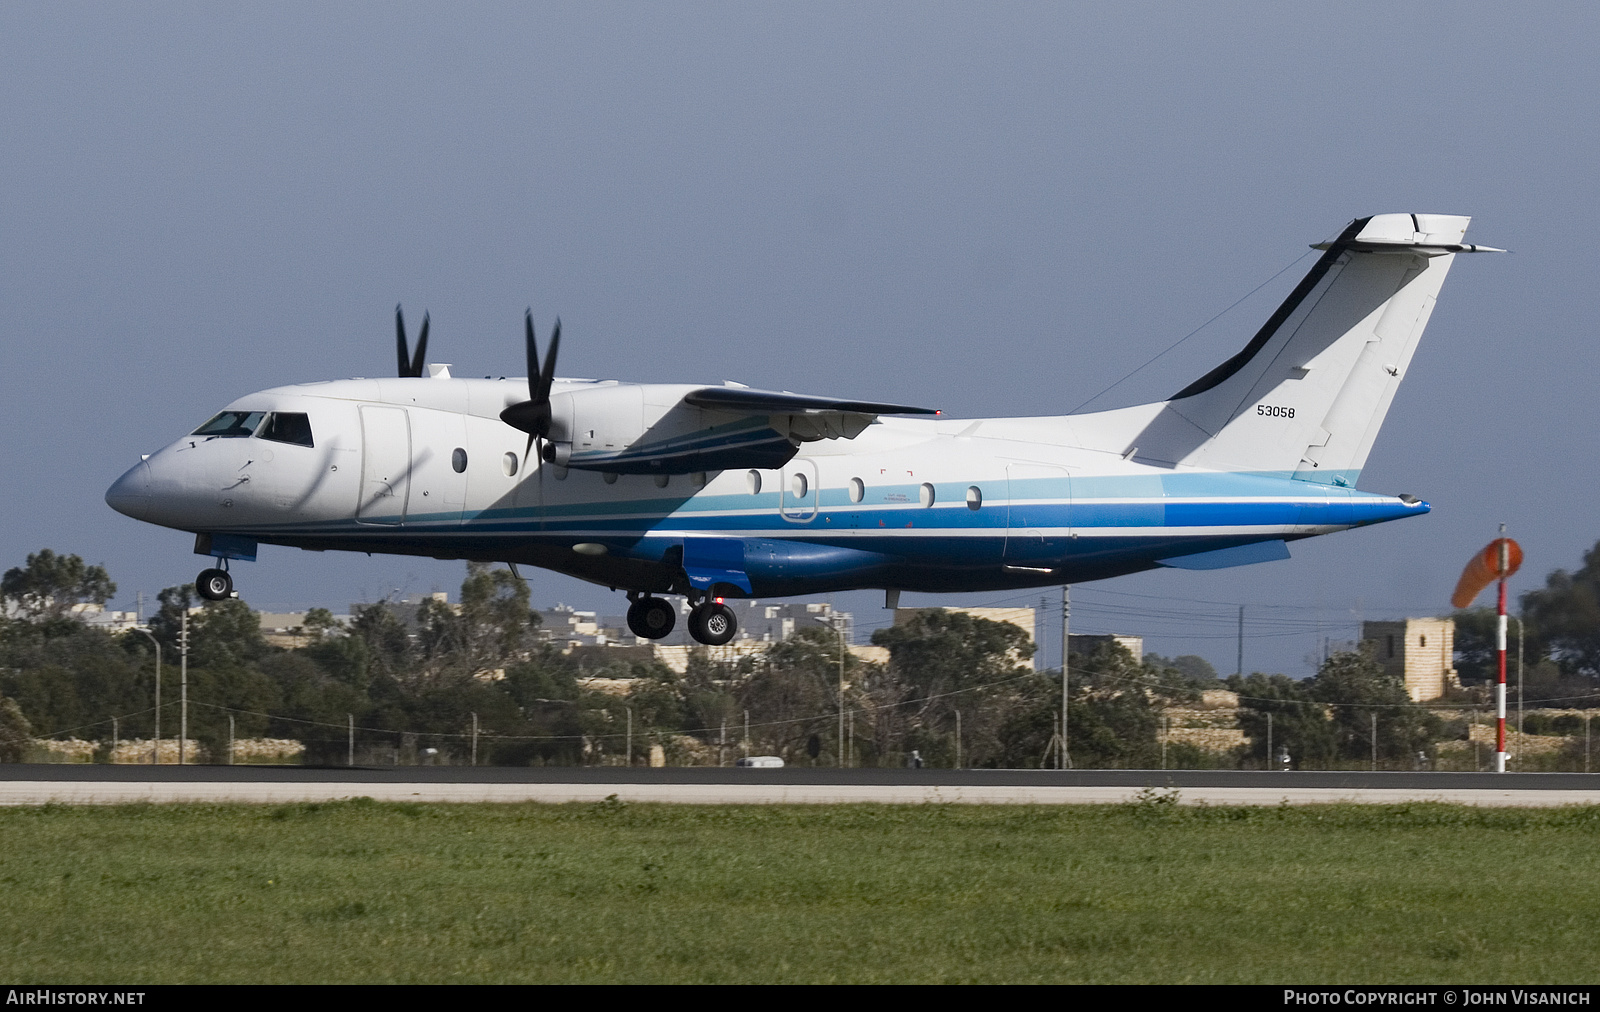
[1450,528,1523,775]
[1496,533,1509,773]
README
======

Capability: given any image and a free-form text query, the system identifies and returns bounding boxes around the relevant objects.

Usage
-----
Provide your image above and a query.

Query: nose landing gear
[196,567,234,602]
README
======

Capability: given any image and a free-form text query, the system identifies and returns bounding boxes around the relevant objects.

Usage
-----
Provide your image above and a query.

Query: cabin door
[1003,463,1072,565]
[357,406,411,525]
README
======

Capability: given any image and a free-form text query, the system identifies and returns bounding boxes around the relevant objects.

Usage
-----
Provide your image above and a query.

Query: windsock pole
[1496,528,1509,773]
[1452,528,1522,773]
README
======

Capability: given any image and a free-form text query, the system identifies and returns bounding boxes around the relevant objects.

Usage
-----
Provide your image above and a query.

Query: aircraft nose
[105,459,153,520]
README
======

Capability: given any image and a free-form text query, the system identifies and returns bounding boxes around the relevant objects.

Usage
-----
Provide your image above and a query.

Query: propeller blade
[538,318,561,403]
[412,312,430,377]
[395,305,430,378]
[500,310,560,438]
[523,309,541,401]
[395,304,410,377]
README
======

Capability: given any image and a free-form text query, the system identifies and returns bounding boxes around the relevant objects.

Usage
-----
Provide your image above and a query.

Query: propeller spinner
[500,310,562,463]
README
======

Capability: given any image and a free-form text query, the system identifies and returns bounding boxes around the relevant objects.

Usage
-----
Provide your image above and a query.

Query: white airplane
[106,213,1499,645]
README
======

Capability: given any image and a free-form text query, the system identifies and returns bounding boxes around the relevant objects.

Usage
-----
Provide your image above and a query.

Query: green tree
[871,610,1036,766]
[1228,672,1338,767]
[0,695,31,762]
[1310,647,1441,764]
[1064,641,1163,769]
[1521,540,1600,679]
[741,627,850,763]
[1,550,116,625]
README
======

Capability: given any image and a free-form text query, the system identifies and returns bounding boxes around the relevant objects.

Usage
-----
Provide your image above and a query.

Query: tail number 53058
[1258,404,1295,418]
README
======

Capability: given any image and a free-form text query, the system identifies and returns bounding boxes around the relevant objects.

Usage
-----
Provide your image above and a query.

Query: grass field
[2,796,1598,984]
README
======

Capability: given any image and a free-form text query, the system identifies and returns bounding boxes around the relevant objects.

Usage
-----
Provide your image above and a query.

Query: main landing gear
[626,596,677,640]
[687,600,737,646]
[625,593,739,646]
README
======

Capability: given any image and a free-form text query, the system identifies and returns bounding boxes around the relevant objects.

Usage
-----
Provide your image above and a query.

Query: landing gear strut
[196,567,233,602]
[626,596,677,640]
[687,600,737,646]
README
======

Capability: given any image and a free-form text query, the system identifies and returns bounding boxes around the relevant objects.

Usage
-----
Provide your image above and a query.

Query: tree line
[5,541,1600,767]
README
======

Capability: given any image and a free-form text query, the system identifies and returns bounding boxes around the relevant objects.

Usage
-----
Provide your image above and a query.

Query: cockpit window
[259,412,315,448]
[192,411,266,438]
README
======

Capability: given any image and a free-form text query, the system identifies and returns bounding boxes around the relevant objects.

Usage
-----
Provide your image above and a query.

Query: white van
[735,756,785,768]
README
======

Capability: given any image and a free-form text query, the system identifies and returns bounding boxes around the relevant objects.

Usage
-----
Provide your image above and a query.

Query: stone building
[1361,618,1459,702]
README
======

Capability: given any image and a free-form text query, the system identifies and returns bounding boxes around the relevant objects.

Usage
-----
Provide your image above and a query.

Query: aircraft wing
[681,387,939,417]
[557,385,939,475]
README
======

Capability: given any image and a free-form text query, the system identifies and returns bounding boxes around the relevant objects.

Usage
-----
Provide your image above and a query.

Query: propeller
[395,305,430,378]
[499,310,562,467]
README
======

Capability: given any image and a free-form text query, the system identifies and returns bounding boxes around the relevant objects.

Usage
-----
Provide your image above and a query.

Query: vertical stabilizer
[1114,214,1496,485]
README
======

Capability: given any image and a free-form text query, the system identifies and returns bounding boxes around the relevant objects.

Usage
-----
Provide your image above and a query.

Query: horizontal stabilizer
[1157,540,1290,570]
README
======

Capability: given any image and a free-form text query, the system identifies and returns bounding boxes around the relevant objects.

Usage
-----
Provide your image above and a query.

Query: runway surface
[3,765,1599,806]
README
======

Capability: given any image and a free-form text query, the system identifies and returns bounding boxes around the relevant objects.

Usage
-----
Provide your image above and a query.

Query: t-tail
[1082,213,1501,486]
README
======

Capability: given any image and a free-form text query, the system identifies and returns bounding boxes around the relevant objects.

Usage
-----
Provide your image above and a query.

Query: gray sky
[3,3,1591,675]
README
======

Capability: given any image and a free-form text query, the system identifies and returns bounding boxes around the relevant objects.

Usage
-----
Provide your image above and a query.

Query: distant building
[71,603,141,632]
[1362,618,1459,702]
[1068,634,1144,666]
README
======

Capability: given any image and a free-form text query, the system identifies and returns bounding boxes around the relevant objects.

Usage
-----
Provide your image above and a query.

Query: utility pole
[1237,606,1245,676]
[179,609,189,765]
[1061,586,1071,769]
[132,627,160,765]
[1266,712,1273,771]
[228,714,235,765]
[955,710,962,770]
[626,707,633,766]
[743,709,749,759]
[347,714,354,767]
[111,716,118,764]
[471,712,479,766]
[1371,711,1378,771]
[838,618,851,765]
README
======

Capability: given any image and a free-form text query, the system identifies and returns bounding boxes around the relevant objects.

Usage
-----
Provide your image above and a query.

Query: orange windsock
[1450,537,1523,609]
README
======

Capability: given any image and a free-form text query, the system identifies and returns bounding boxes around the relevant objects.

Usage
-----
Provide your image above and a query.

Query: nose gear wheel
[196,568,233,601]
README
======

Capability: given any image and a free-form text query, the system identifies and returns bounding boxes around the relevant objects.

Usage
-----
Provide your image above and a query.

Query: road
[3,765,1598,806]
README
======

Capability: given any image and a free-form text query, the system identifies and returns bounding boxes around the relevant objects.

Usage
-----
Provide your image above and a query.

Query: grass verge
[2,795,1598,983]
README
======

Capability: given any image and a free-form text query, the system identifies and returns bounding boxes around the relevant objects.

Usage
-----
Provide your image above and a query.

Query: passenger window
[849,477,865,503]
[192,411,266,438]
[258,412,315,447]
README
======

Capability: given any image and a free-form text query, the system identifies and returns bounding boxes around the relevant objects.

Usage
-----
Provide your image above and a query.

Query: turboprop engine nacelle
[535,381,875,476]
